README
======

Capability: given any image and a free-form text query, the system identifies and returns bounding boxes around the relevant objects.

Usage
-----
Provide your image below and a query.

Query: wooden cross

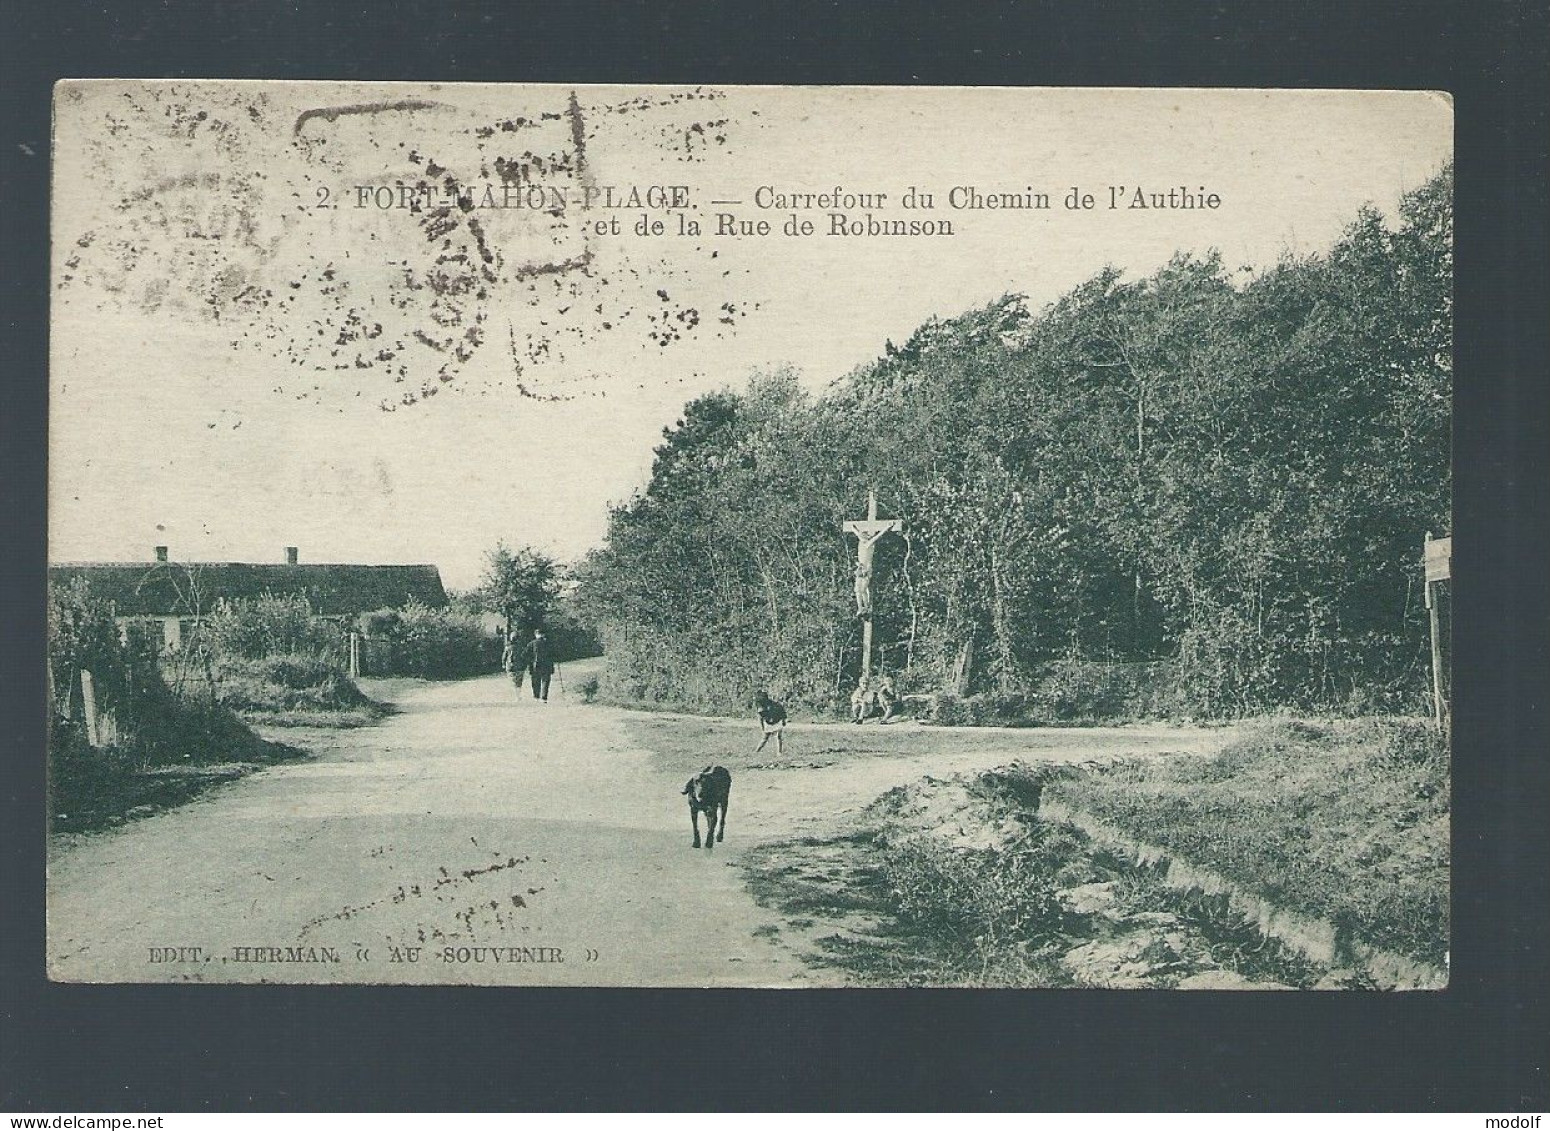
[843,489,903,679]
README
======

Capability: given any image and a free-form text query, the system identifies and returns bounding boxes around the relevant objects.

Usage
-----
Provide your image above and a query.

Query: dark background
[2,0,1546,1112]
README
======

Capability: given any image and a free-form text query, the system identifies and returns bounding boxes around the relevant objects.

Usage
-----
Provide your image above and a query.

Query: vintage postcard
[47,83,1452,987]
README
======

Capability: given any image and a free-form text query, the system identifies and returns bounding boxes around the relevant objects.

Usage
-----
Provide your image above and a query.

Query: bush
[541,605,605,665]
[48,578,140,727]
[923,692,1030,726]
[921,689,1052,727]
[131,676,274,761]
[577,172,1454,724]
[912,661,1189,727]
[1033,658,1181,721]
[249,654,342,690]
[47,579,275,768]
[585,606,859,716]
[359,600,497,679]
[187,594,377,719]
[201,593,346,662]
[880,818,1090,964]
[213,653,374,714]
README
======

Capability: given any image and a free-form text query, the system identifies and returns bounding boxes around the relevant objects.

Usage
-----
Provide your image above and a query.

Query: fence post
[349,631,361,679]
[81,669,100,748]
[1424,530,1449,730]
[1427,591,1446,729]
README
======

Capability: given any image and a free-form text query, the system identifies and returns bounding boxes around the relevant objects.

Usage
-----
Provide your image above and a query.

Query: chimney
[285,546,299,565]
[154,546,169,562]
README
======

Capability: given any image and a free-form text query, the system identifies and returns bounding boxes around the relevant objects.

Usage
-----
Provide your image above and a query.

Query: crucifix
[843,489,904,681]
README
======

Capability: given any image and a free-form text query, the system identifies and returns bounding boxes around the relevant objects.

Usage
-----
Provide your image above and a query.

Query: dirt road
[47,671,1229,986]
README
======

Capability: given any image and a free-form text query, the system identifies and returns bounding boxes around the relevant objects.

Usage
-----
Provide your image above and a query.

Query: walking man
[523,629,557,702]
[753,690,787,754]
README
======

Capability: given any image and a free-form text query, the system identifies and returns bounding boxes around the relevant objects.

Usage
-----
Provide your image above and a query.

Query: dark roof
[48,562,449,617]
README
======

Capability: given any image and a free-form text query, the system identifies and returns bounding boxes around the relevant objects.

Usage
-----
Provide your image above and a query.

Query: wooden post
[861,613,875,680]
[349,631,361,679]
[862,491,875,680]
[1423,531,1451,729]
[1428,592,1444,728]
[80,669,100,748]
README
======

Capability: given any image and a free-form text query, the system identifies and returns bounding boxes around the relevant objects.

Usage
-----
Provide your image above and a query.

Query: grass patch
[237,704,388,728]
[741,833,1040,986]
[1049,718,1449,966]
[742,773,1091,986]
[872,830,1087,985]
[212,653,388,725]
[49,759,270,835]
[742,750,1442,988]
[49,700,307,835]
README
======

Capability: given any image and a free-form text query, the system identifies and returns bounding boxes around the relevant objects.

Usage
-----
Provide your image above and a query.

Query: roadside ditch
[742,763,1447,989]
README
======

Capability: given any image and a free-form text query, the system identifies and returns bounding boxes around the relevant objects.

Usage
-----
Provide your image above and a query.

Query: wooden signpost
[844,489,903,682]
[1423,532,1451,728]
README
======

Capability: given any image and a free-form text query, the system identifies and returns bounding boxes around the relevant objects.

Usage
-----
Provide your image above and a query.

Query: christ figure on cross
[852,528,888,619]
[844,490,903,621]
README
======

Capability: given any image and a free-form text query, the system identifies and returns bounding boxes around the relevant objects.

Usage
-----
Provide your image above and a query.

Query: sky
[49,84,1452,590]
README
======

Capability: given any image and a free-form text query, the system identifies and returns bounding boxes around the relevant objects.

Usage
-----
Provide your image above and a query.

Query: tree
[477,543,562,636]
[578,165,1452,717]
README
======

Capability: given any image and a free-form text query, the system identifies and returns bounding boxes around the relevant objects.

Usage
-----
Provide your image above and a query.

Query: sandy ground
[46,669,1230,987]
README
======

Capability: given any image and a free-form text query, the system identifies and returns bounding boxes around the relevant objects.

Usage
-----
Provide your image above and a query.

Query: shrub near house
[188,594,372,721]
[358,600,499,679]
[214,653,376,716]
[200,591,347,661]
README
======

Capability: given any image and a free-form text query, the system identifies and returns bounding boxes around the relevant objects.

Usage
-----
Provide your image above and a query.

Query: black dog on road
[682,765,732,850]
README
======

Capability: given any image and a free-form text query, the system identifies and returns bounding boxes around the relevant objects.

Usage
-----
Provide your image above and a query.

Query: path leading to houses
[47,671,1230,986]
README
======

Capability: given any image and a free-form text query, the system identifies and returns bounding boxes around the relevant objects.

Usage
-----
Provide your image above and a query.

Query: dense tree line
[577,168,1451,718]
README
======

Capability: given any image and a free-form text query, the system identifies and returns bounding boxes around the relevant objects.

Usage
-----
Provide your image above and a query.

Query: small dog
[682,765,732,850]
